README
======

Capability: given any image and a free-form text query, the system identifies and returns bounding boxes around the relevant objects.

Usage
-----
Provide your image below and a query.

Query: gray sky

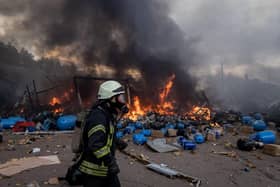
[0,0,280,84]
[169,0,280,83]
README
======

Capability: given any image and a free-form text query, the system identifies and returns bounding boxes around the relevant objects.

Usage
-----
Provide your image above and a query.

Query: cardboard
[167,129,177,137]
[263,144,280,156]
[152,130,164,138]
[206,133,216,141]
[0,155,61,177]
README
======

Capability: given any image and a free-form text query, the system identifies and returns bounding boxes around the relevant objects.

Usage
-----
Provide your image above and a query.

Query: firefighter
[79,80,128,187]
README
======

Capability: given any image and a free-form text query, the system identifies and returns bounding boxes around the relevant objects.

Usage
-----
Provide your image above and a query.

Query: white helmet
[97,80,125,100]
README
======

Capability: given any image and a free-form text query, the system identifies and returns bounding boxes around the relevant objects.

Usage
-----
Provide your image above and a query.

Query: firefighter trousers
[82,174,120,187]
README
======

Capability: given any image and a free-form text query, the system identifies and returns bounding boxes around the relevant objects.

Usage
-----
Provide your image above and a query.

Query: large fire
[127,74,176,120]
[48,89,74,114]
[127,74,211,121]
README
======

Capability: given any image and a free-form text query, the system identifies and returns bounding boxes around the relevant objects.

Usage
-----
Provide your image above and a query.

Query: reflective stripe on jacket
[79,106,115,177]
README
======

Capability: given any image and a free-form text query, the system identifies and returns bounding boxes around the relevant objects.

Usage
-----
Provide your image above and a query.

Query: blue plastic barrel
[178,136,185,143]
[194,133,205,144]
[116,122,123,129]
[160,128,168,136]
[57,115,77,130]
[166,123,175,129]
[255,130,276,144]
[133,133,147,145]
[140,129,152,137]
[177,123,185,129]
[191,127,197,134]
[135,121,143,129]
[0,116,25,129]
[254,113,263,120]
[124,125,136,134]
[182,140,196,150]
[242,116,254,125]
[116,131,124,139]
[253,120,266,131]
[127,122,136,128]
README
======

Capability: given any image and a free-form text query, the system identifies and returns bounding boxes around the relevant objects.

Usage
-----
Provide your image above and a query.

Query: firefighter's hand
[108,158,120,175]
[117,139,128,151]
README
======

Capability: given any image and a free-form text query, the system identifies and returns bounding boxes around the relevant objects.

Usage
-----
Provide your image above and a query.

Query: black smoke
[1,0,203,111]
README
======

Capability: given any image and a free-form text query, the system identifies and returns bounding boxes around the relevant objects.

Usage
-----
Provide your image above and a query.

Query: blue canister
[242,116,254,125]
[254,113,263,120]
[57,115,77,130]
[194,133,205,144]
[253,120,266,131]
[182,140,196,150]
[177,123,185,129]
[127,122,136,128]
[135,121,143,129]
[116,131,124,139]
[116,122,123,129]
[166,123,175,129]
[160,128,168,136]
[255,130,276,144]
[191,127,197,134]
[0,116,25,129]
[178,136,185,144]
[178,137,196,150]
[133,133,147,145]
[124,125,136,134]
[140,129,152,137]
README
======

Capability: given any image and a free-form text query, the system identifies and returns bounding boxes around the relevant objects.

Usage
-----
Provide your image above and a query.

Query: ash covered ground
[0,130,279,187]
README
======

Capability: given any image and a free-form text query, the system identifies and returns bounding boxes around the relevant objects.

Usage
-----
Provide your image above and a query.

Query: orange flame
[49,97,63,114]
[187,106,211,121]
[159,74,175,103]
[127,96,152,121]
[126,74,212,121]
[127,74,176,120]
[156,74,175,115]
[49,97,61,106]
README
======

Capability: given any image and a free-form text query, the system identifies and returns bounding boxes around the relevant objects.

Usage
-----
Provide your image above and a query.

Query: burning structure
[0,0,210,119]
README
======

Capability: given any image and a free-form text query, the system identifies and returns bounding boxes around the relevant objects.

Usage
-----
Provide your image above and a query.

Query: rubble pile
[115,110,279,155]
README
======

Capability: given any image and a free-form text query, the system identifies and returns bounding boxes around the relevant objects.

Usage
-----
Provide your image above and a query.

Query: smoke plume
[0,0,202,111]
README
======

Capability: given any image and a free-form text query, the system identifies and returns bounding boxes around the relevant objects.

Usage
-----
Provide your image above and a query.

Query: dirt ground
[0,130,279,187]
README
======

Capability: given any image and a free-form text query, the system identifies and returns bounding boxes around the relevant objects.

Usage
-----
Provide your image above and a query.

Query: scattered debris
[47,177,59,185]
[0,155,61,177]
[147,138,179,153]
[26,181,40,187]
[121,149,201,186]
[211,151,237,158]
[30,147,41,154]
[151,130,165,138]
[13,130,75,135]
[173,151,182,156]
[167,129,177,137]
[237,138,256,151]
[263,144,280,156]
[240,126,254,134]
[6,144,16,151]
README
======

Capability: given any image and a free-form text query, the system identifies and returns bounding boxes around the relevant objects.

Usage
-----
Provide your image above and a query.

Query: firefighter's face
[111,94,129,115]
